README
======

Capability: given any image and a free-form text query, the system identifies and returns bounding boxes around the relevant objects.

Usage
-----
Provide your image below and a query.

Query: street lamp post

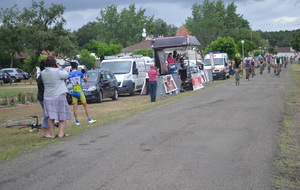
[241,40,245,60]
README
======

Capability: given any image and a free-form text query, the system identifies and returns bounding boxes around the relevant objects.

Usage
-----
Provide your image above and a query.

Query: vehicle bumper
[212,71,226,79]
[118,80,133,94]
[84,90,100,101]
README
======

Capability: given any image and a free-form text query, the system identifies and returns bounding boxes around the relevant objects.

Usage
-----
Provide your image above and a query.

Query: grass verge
[273,64,300,189]
[1,81,219,161]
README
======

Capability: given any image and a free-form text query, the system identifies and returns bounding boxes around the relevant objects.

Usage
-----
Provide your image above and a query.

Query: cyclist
[251,58,255,77]
[275,57,281,76]
[233,57,242,85]
[245,59,251,80]
[259,56,265,75]
[266,55,272,73]
[69,60,96,125]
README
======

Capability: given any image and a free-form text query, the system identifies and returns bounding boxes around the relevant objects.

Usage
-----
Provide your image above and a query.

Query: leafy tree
[253,50,264,57]
[3,0,78,72]
[0,5,24,67]
[236,39,255,57]
[95,4,154,47]
[132,49,153,58]
[185,0,250,59]
[186,0,226,58]
[204,37,237,59]
[152,18,177,37]
[78,49,97,69]
[291,32,300,51]
[74,22,99,49]
[87,40,122,60]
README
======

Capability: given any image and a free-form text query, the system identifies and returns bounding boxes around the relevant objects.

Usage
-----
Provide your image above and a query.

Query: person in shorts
[69,60,96,125]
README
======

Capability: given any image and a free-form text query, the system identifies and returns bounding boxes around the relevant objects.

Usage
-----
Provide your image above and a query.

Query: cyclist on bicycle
[251,58,255,77]
[266,55,272,73]
[259,56,265,75]
[275,56,281,76]
[245,59,251,80]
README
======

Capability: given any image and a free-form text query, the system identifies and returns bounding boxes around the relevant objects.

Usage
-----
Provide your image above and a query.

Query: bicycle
[251,66,255,78]
[234,69,241,86]
[6,116,58,132]
[245,68,250,81]
[267,63,271,73]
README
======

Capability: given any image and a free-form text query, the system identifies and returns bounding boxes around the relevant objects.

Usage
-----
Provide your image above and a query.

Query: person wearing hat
[69,60,96,125]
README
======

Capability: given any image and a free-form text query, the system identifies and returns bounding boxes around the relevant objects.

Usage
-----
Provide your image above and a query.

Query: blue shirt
[69,70,84,92]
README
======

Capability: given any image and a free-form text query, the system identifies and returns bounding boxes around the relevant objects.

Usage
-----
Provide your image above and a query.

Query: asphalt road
[0,67,290,190]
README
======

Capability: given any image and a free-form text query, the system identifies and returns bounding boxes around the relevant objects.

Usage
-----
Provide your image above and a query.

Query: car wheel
[112,89,118,100]
[129,84,135,96]
[97,90,103,103]
[11,78,16,83]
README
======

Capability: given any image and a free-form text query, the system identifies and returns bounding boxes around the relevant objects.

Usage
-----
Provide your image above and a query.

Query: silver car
[1,68,24,82]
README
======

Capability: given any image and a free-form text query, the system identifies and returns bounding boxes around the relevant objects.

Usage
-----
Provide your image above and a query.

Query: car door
[100,71,112,98]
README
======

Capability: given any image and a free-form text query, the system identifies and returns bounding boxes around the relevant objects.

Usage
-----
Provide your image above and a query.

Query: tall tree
[0,5,24,67]
[18,1,77,70]
[74,22,99,49]
[95,4,154,47]
[152,18,177,37]
[185,0,226,58]
[291,32,300,52]
[204,37,237,59]
[185,0,251,58]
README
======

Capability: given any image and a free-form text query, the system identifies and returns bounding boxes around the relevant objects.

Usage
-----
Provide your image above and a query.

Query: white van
[203,53,230,79]
[100,56,146,95]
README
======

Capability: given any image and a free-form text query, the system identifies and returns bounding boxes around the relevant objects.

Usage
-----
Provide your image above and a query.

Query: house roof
[122,40,152,52]
[176,26,192,36]
[275,47,294,53]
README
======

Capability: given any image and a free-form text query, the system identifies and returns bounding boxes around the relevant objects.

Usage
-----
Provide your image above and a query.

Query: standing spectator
[147,64,159,102]
[42,56,72,138]
[69,60,96,125]
[36,60,50,138]
[178,58,187,91]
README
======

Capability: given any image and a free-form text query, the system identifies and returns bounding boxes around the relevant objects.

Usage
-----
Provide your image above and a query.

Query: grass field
[1,71,299,188]
[0,83,202,160]
[273,64,300,189]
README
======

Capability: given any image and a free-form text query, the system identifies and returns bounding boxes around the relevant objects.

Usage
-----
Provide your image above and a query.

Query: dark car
[19,69,31,80]
[1,68,24,82]
[67,69,119,103]
[0,70,11,84]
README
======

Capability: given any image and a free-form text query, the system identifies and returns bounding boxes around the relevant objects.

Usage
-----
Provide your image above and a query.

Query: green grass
[273,64,300,189]
[0,82,206,161]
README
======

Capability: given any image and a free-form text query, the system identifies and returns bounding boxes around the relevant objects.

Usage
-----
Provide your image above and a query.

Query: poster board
[162,75,178,93]
[191,73,204,91]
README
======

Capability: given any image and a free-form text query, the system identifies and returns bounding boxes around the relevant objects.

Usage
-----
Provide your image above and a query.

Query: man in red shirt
[147,64,160,102]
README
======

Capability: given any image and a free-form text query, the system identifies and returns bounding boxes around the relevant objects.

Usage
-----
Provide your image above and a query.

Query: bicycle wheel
[6,124,31,129]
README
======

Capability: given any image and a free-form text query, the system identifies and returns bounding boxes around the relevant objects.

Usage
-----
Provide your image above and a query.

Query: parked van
[100,56,146,95]
[203,52,230,79]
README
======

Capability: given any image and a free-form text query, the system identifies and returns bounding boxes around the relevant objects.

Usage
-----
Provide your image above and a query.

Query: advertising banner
[191,73,204,91]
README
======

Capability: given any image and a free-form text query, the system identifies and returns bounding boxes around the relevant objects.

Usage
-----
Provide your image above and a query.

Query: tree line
[0,0,299,74]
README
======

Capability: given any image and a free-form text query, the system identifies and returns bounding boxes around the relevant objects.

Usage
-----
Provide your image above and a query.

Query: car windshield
[87,71,99,82]
[184,61,196,67]
[100,61,131,74]
[203,58,223,66]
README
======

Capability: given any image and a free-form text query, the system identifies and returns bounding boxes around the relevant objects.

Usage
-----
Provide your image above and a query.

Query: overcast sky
[1,0,300,32]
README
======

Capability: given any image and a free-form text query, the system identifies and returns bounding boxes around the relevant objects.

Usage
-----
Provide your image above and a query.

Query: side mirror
[225,63,228,66]
[133,68,139,75]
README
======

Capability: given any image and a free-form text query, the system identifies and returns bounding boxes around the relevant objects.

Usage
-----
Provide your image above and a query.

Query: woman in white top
[41,56,72,138]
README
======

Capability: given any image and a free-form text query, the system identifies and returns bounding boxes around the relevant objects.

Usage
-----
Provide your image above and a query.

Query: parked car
[18,69,31,79]
[1,68,24,82]
[67,69,119,103]
[0,70,12,84]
